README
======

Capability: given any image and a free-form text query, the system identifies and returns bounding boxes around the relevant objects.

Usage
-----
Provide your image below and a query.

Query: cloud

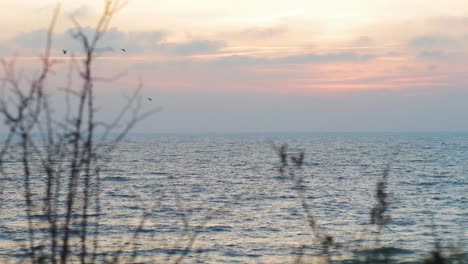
[425,16,468,33]
[277,52,376,64]
[350,36,374,47]
[12,29,50,48]
[417,50,449,60]
[406,32,468,61]
[408,35,455,49]
[209,55,265,66]
[159,39,225,55]
[427,64,438,72]
[235,26,288,39]
[213,51,377,66]
[10,27,167,54]
[0,43,11,55]
[8,27,226,56]
[69,5,94,20]
[102,28,167,52]
[417,50,466,61]
[132,52,379,94]
[135,51,378,72]
[357,16,468,59]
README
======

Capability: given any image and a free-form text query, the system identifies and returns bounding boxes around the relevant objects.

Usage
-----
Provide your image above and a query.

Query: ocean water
[0,133,467,263]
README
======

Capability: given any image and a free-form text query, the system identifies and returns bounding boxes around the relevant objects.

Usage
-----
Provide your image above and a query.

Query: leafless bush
[272,143,337,263]
[369,151,397,234]
[272,143,403,263]
[0,1,158,263]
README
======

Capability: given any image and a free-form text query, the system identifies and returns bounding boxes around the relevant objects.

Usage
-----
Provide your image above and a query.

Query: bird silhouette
[148,98,152,101]
[62,49,67,54]
[121,48,126,52]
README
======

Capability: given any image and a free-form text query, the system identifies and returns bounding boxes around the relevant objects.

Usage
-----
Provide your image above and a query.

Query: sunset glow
[2,0,468,132]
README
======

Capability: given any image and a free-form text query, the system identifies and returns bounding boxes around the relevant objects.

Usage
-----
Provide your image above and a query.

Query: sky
[2,0,468,133]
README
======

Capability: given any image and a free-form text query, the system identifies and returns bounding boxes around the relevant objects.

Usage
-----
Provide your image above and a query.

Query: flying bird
[121,48,126,52]
[62,49,67,54]
[148,98,152,101]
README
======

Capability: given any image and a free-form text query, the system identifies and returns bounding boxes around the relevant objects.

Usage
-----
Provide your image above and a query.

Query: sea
[0,132,467,263]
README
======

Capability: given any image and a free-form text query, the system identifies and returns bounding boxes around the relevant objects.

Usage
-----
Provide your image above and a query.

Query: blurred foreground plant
[0,1,158,263]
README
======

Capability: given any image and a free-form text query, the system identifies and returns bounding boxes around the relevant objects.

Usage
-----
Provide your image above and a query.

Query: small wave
[102,176,129,182]
[149,171,169,175]
[191,186,205,192]
[0,177,16,182]
[356,246,414,256]
[100,169,126,173]
[0,160,18,164]
[151,247,191,256]
[143,158,159,162]
[202,225,233,233]
[408,159,430,163]
[223,250,262,258]
[232,162,247,167]
[146,246,217,256]
[419,181,441,186]
[122,205,141,210]
[259,226,281,232]
[108,193,138,198]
